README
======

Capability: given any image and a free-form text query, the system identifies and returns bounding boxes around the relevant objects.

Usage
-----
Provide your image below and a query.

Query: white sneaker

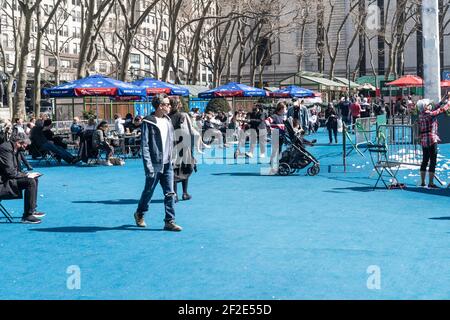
[245,152,254,158]
[260,153,266,159]
[104,161,113,166]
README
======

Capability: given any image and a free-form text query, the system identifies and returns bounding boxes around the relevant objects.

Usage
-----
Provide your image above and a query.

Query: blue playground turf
[0,131,449,300]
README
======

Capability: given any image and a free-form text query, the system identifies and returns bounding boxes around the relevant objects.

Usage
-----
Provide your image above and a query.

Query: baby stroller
[278,120,320,176]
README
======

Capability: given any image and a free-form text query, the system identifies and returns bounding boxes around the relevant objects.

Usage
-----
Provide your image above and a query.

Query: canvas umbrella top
[357,83,377,91]
[132,78,189,96]
[198,82,268,98]
[43,74,146,98]
[269,85,316,98]
[386,75,424,87]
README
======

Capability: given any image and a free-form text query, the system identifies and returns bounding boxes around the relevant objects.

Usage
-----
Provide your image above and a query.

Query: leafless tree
[32,0,64,117]
[76,0,114,79]
[0,0,22,112]
[292,0,316,73]
[379,0,421,80]
[324,0,360,79]
[14,0,42,119]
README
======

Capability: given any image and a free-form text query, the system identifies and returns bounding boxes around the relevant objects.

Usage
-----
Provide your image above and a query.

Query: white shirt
[115,118,125,135]
[155,116,171,164]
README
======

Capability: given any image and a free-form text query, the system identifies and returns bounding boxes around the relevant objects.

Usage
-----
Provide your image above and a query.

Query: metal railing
[377,124,421,166]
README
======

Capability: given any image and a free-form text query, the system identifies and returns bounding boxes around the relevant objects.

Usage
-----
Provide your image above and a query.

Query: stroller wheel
[307,165,320,176]
[278,163,291,176]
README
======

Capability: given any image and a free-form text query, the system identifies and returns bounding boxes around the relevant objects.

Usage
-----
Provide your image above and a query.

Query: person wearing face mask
[417,97,450,189]
[0,133,45,224]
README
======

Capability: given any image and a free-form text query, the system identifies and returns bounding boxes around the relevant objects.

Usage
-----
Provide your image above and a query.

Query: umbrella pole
[389,86,392,124]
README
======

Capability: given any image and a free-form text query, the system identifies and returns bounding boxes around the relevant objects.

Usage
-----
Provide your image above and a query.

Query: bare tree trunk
[15,1,38,119]
[161,0,184,81]
[33,6,43,118]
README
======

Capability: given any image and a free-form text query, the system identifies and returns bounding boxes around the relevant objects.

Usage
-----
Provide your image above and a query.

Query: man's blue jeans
[137,163,176,222]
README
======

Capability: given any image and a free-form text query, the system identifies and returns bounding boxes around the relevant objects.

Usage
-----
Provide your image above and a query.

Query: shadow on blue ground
[29,225,164,233]
[72,199,164,205]
[403,187,450,197]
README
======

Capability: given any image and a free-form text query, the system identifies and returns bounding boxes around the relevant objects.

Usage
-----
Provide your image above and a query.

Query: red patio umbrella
[441,80,450,87]
[386,75,424,87]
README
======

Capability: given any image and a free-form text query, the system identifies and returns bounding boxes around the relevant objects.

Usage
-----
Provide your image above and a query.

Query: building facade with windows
[0,0,215,87]
[229,0,450,87]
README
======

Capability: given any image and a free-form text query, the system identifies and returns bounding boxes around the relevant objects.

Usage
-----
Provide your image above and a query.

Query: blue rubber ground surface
[0,131,449,300]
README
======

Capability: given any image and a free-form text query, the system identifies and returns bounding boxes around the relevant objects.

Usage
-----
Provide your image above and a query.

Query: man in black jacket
[30,119,78,164]
[0,133,45,224]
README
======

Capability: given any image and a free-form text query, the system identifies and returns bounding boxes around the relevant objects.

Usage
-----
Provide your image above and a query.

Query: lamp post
[422,0,441,102]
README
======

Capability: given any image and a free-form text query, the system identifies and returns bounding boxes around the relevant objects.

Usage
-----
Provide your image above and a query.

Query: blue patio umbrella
[269,85,316,98]
[42,74,146,98]
[132,78,189,97]
[198,82,268,98]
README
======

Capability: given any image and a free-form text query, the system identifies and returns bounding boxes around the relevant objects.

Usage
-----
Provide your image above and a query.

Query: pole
[348,65,351,95]
[422,0,441,102]
[343,123,347,173]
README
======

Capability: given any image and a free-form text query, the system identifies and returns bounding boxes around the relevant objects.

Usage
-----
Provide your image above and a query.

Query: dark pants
[327,122,338,143]
[421,144,438,173]
[97,142,113,160]
[16,177,38,217]
[137,163,176,222]
[174,179,189,195]
[42,142,74,163]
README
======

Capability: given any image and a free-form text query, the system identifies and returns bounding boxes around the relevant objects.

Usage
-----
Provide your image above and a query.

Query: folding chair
[28,144,59,166]
[368,144,403,190]
[0,200,14,223]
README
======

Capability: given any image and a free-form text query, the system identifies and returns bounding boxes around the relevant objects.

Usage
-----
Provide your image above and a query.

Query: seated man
[43,119,68,149]
[0,133,45,224]
[30,119,78,164]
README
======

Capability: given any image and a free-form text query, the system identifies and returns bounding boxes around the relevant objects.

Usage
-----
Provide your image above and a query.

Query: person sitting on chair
[0,133,45,224]
[92,121,114,166]
[30,119,78,164]
[42,119,67,150]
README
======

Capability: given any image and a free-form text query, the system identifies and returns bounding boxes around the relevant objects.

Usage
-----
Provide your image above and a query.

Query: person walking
[169,97,196,203]
[325,103,339,144]
[417,98,450,189]
[349,98,362,132]
[245,105,267,159]
[133,94,182,231]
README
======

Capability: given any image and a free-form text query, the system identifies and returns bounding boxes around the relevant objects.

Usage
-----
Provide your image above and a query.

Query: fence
[53,120,89,134]
[377,124,422,166]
